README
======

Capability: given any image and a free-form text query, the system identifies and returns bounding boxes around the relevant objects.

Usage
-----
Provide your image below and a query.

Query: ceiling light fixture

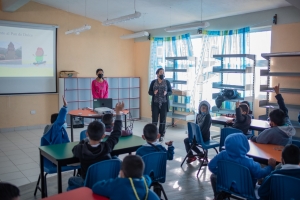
[102,11,141,26]
[65,24,91,35]
[120,31,149,39]
[164,21,210,32]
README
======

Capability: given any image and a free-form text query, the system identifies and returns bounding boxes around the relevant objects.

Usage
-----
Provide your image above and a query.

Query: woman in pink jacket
[91,68,109,99]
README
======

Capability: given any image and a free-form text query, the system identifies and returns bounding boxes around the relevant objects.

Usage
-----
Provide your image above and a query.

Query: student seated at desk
[251,84,296,146]
[92,155,159,200]
[208,133,276,199]
[68,102,124,190]
[102,113,114,134]
[258,144,300,199]
[226,101,252,135]
[0,182,20,200]
[135,123,174,160]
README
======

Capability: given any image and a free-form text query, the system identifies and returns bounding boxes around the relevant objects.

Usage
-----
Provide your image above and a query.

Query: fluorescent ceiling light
[102,12,141,26]
[65,25,91,35]
[165,21,210,32]
[120,31,149,39]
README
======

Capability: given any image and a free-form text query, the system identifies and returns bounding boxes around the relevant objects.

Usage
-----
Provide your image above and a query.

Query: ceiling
[32,0,291,32]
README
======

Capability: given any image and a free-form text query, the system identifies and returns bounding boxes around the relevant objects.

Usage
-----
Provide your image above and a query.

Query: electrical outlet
[30,110,36,115]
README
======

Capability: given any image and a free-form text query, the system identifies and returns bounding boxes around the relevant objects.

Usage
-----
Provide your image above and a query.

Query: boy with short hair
[208,133,276,199]
[251,84,296,146]
[258,144,300,199]
[67,102,124,190]
[0,182,20,200]
[184,100,211,163]
[136,123,174,160]
[102,113,114,133]
[226,101,252,135]
[92,155,159,200]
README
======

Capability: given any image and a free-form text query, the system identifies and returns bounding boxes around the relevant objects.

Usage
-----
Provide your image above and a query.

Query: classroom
[0,0,300,200]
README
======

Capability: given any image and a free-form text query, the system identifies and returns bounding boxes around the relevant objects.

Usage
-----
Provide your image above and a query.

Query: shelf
[213,66,253,73]
[259,100,300,110]
[261,52,300,60]
[213,54,255,60]
[260,70,300,77]
[211,106,235,114]
[260,85,300,94]
[167,112,195,121]
[166,79,187,84]
[165,56,196,61]
[212,82,252,91]
[170,102,190,109]
[165,67,188,72]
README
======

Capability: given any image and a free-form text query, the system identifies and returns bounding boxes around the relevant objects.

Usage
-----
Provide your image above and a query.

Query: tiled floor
[0,119,222,199]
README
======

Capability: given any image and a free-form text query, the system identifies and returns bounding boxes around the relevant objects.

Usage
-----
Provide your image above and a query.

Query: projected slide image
[0,41,22,64]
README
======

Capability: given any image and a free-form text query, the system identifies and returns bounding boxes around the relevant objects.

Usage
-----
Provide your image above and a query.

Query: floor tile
[0,165,19,175]
[0,171,25,181]
[8,154,30,161]
[16,162,39,171]
[26,174,39,183]
[11,157,34,165]
[4,149,26,156]
[9,177,30,187]
[21,167,40,177]
[0,160,15,168]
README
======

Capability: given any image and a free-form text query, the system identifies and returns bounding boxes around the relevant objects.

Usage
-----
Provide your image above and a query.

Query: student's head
[198,100,210,115]
[50,113,58,124]
[0,182,20,200]
[86,121,105,141]
[241,101,252,114]
[142,123,159,142]
[102,114,113,126]
[156,68,165,80]
[96,68,104,79]
[282,144,300,165]
[200,104,208,114]
[239,104,249,115]
[120,155,144,178]
[268,109,285,127]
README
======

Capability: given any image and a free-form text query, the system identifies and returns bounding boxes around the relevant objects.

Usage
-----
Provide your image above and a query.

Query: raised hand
[274,83,280,95]
[115,101,124,115]
[235,101,240,108]
[62,95,67,107]
[165,141,173,146]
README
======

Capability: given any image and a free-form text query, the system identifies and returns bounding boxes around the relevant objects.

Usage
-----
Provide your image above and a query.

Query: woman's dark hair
[156,68,164,75]
[96,68,104,74]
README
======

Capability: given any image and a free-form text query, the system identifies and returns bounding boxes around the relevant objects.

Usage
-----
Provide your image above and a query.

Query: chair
[219,127,242,152]
[142,152,168,200]
[181,122,219,177]
[80,130,87,141]
[292,139,300,148]
[246,115,255,139]
[270,174,300,200]
[216,160,257,200]
[84,159,121,189]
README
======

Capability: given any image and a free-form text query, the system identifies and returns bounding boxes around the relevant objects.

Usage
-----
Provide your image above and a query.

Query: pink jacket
[91,79,109,99]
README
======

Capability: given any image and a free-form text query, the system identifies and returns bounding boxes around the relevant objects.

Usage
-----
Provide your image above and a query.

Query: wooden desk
[211,116,270,131]
[41,187,108,200]
[69,109,129,142]
[39,135,145,198]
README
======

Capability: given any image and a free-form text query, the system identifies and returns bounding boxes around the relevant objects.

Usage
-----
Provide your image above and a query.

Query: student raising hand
[62,95,68,107]
[274,83,280,95]
[115,102,124,115]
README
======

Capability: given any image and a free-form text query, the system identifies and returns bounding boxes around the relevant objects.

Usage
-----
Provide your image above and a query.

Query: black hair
[96,68,104,74]
[241,101,252,114]
[0,182,20,200]
[269,109,285,126]
[122,155,144,178]
[239,104,249,114]
[87,120,105,141]
[282,144,300,165]
[143,123,158,142]
[156,68,164,75]
[51,113,59,124]
[102,114,113,125]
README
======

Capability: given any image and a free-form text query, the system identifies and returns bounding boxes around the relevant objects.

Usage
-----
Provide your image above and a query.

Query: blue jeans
[67,176,84,191]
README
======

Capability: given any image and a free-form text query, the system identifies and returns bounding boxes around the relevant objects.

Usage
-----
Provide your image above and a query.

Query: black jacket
[72,116,122,179]
[233,108,251,134]
[148,79,172,112]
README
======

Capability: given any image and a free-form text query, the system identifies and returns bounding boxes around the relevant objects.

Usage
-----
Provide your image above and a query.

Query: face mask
[159,74,164,80]
[98,74,103,79]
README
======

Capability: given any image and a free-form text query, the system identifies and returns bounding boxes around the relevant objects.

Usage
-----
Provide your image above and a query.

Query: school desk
[211,116,270,131]
[69,109,129,141]
[39,135,145,198]
[41,187,108,200]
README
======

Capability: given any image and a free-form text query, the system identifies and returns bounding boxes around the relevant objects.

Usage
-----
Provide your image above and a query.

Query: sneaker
[186,156,197,163]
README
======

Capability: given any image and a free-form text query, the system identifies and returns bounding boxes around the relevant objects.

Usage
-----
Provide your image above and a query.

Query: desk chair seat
[292,139,300,148]
[142,152,168,200]
[181,122,219,177]
[80,130,87,141]
[270,174,300,200]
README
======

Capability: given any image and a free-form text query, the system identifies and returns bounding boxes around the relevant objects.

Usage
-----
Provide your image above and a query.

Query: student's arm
[101,115,122,154]
[275,94,288,117]
[166,80,172,96]
[200,114,211,141]
[208,152,224,175]
[166,145,174,160]
[248,160,273,179]
[251,129,272,144]
[235,107,246,123]
[148,80,155,96]
[72,142,84,159]
[92,178,115,197]
[55,96,68,126]
[104,80,109,98]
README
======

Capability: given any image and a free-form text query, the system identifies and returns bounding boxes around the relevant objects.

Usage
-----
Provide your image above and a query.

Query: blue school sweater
[135,142,174,160]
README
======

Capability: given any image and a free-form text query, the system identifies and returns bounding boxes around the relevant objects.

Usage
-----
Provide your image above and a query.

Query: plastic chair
[80,130,87,141]
[292,139,300,148]
[181,122,219,177]
[246,115,255,139]
[216,160,257,200]
[219,127,242,152]
[142,152,168,200]
[270,174,300,200]
[84,159,121,189]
